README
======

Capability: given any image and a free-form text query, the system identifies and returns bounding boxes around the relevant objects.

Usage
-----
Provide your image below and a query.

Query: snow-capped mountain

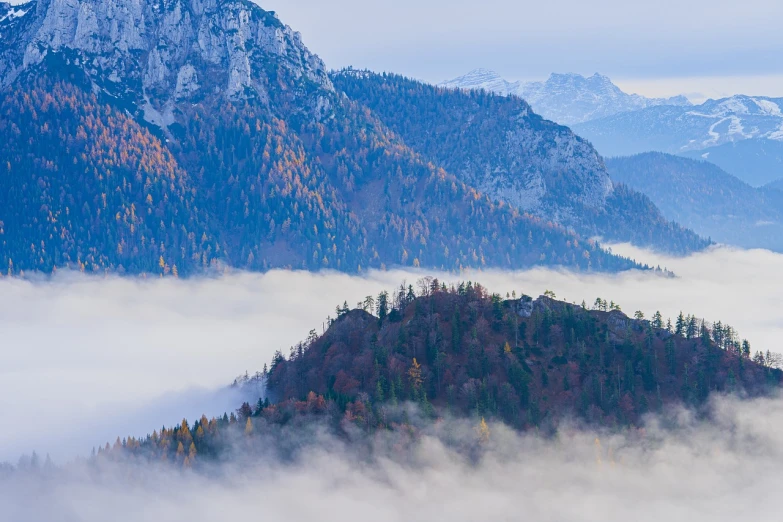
[440,69,690,125]
[0,2,30,23]
[520,73,691,126]
[573,95,783,186]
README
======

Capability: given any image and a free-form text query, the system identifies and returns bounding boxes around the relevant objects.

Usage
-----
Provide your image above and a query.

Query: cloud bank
[3,393,783,522]
[1,245,781,463]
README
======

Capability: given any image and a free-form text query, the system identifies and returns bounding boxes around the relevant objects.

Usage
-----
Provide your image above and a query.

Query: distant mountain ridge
[440,69,690,125]
[606,152,783,252]
[767,178,783,192]
[442,69,783,187]
[574,95,783,186]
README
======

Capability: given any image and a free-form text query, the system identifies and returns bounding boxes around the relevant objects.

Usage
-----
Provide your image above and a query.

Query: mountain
[680,139,783,187]
[333,71,709,255]
[440,69,690,126]
[606,153,783,252]
[57,282,782,465]
[766,178,783,192]
[573,96,783,186]
[0,0,650,275]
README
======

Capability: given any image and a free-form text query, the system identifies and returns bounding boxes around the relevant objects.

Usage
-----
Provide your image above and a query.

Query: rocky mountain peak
[441,70,691,125]
[1,0,334,126]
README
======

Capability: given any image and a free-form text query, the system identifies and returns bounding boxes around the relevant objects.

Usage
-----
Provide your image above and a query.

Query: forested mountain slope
[0,0,705,276]
[0,0,653,275]
[607,153,783,252]
[0,67,639,274]
[333,71,709,255]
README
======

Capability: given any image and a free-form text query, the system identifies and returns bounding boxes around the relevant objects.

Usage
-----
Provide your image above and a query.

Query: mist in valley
[1,244,782,520]
[1,244,781,461]
[3,393,783,522]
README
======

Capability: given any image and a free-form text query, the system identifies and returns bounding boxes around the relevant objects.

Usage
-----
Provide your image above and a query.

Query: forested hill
[0,0,697,276]
[265,280,780,429]
[332,70,710,255]
[71,279,781,468]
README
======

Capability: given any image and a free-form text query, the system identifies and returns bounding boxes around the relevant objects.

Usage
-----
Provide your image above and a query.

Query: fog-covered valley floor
[4,394,783,522]
[1,244,781,465]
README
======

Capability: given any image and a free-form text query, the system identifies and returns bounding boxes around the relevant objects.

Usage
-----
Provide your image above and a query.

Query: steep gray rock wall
[446,102,614,216]
[1,0,334,121]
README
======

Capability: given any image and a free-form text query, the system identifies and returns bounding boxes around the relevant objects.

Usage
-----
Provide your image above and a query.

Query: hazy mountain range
[574,96,783,187]
[767,178,783,192]
[440,69,691,126]
[0,0,707,276]
[606,153,783,252]
[442,69,783,189]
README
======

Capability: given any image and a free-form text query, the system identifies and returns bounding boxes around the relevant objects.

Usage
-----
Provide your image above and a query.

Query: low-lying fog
[1,244,780,462]
[4,394,783,522]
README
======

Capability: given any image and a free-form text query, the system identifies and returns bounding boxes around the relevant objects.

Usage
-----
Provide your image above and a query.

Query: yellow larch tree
[477,417,490,444]
[407,358,423,391]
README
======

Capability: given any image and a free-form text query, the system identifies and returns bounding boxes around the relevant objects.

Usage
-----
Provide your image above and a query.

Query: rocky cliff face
[498,109,614,213]
[439,68,517,95]
[461,108,615,216]
[0,0,334,126]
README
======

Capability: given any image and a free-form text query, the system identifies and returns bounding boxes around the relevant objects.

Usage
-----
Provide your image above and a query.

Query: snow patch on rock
[0,6,30,22]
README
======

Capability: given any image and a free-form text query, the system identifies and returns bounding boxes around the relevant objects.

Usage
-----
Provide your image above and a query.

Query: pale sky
[259,0,783,99]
